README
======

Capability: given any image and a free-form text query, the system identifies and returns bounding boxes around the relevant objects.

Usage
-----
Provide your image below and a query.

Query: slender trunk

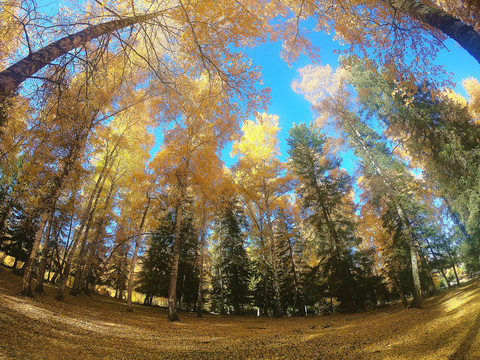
[56,226,85,301]
[52,219,71,285]
[168,197,183,321]
[388,270,408,308]
[21,149,79,296]
[270,232,282,318]
[20,212,49,297]
[71,166,109,296]
[266,208,282,318]
[286,234,300,316]
[34,210,55,293]
[451,263,461,286]
[262,255,269,316]
[423,236,450,288]
[126,238,140,312]
[0,10,170,102]
[418,248,436,295]
[196,226,206,318]
[219,259,226,315]
[443,198,471,241]
[127,199,150,312]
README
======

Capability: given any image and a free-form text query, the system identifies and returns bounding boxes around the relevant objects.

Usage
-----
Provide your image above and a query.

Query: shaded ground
[1,268,479,359]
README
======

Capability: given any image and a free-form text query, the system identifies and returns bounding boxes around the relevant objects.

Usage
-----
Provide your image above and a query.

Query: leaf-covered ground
[1,268,479,360]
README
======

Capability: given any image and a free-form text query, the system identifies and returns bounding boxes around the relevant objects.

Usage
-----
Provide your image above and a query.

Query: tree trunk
[286,233,300,316]
[423,236,450,288]
[417,247,436,295]
[126,199,150,312]
[408,241,423,308]
[388,270,408,308]
[20,145,80,297]
[219,261,226,315]
[168,197,183,321]
[20,212,49,297]
[0,10,168,103]
[270,233,283,318]
[385,0,480,64]
[196,226,206,318]
[70,165,109,296]
[126,238,140,312]
[34,210,55,293]
[56,222,87,301]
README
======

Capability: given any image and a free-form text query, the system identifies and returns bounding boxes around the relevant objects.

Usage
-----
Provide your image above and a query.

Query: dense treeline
[0,0,479,321]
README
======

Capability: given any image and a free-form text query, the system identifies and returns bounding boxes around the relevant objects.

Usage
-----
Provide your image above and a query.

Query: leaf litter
[0,269,479,359]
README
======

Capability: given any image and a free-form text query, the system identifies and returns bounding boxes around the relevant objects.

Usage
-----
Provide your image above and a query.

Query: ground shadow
[448,310,480,359]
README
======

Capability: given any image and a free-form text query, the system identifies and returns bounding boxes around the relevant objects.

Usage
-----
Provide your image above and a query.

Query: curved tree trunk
[0,10,167,103]
[386,0,480,64]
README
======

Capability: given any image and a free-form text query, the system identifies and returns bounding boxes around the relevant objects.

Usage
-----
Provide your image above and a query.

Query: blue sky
[32,0,480,174]
[222,32,480,174]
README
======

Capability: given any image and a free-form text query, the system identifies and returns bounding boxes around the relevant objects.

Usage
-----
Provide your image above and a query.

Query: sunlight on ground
[1,271,480,360]
[1,294,140,336]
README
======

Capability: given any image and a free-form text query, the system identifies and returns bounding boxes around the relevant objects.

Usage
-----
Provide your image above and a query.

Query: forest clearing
[2,2,480,359]
[1,268,479,360]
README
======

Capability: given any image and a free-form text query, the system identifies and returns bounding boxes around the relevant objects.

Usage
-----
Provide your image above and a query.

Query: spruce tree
[214,199,251,315]
[287,122,364,312]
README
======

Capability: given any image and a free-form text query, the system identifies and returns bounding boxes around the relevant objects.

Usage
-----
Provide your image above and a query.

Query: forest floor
[0,267,479,360]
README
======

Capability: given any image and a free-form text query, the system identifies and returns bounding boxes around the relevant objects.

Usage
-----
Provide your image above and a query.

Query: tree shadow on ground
[448,310,480,360]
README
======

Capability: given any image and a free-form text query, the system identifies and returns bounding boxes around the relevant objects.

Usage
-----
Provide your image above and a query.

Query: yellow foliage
[0,0,22,68]
[463,77,480,121]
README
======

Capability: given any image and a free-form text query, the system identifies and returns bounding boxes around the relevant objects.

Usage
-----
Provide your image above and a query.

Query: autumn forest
[1,0,480,358]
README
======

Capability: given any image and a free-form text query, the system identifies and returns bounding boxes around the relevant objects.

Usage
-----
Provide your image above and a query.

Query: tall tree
[287,122,363,312]
[214,194,251,315]
[232,113,292,317]
[0,0,270,116]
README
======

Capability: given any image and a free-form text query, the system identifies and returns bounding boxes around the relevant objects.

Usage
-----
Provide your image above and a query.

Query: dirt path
[1,269,479,359]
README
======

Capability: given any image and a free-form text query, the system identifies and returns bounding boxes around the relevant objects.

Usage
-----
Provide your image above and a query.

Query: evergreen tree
[287,122,366,312]
[273,206,303,315]
[0,207,36,273]
[136,211,198,309]
[347,62,480,276]
[214,199,251,315]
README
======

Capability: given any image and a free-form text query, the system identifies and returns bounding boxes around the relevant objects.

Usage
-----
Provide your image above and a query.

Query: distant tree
[136,211,198,309]
[0,209,35,273]
[273,205,304,315]
[232,113,292,317]
[215,198,251,315]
